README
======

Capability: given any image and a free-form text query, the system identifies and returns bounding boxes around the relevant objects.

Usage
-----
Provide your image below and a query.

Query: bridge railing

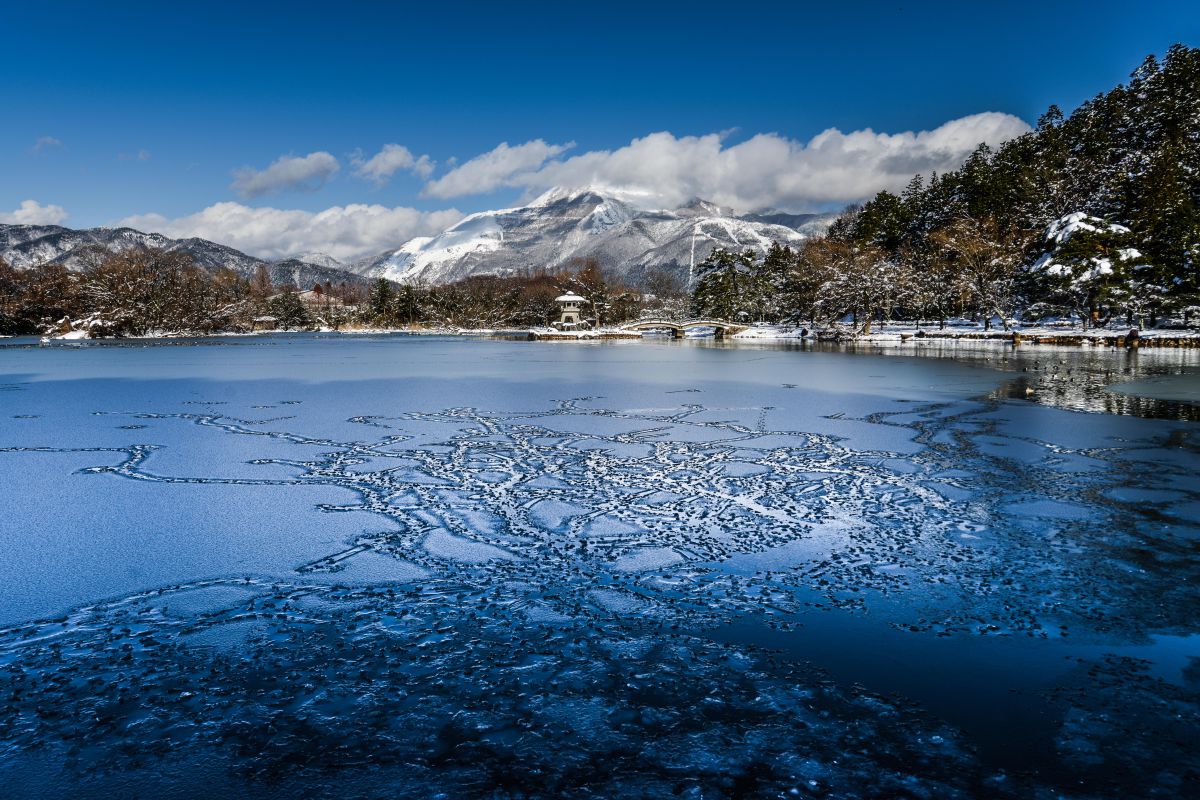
[619,319,748,335]
[621,319,744,327]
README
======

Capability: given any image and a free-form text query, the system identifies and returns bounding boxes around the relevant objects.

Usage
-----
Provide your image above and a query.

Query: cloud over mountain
[1,199,69,225]
[422,140,575,199]
[420,113,1031,211]
[353,144,435,184]
[118,202,463,263]
[114,113,1027,265]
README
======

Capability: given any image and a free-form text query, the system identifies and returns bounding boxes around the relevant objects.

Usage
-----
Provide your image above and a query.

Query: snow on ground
[730,320,1200,344]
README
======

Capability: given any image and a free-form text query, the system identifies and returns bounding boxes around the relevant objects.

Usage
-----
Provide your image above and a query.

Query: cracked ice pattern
[0,578,986,799]
[1,383,1198,797]
[6,394,1194,638]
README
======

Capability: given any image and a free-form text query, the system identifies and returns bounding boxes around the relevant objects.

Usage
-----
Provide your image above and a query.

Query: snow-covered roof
[555,292,586,303]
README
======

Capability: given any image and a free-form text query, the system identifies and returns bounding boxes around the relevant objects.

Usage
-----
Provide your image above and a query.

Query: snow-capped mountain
[354,187,835,287]
[2,189,834,291]
[0,223,368,289]
[0,223,266,273]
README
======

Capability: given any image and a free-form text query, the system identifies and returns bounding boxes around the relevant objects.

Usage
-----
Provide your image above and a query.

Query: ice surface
[0,335,1197,797]
[612,547,684,572]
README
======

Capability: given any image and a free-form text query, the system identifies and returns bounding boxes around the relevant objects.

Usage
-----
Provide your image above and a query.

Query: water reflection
[690,336,1200,420]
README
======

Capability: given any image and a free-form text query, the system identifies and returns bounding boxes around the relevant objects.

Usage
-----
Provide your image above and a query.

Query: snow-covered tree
[823,45,1200,324]
[803,240,907,333]
[368,278,394,319]
[1028,213,1141,326]
[689,249,760,321]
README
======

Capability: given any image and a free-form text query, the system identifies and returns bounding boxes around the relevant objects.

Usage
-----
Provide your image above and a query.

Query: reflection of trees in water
[812,340,1200,421]
[994,373,1200,421]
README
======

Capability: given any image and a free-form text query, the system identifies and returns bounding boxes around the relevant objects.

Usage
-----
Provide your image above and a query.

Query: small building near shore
[554,292,587,329]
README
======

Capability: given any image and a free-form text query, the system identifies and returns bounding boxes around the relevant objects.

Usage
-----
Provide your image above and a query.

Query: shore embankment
[22,321,1200,348]
[733,324,1200,348]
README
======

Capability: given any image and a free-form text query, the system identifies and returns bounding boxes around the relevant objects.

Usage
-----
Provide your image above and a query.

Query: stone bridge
[619,319,749,338]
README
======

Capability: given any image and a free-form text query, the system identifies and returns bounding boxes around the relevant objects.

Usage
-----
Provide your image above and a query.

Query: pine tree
[267,290,312,330]
[368,278,395,320]
[392,284,422,327]
[823,45,1200,326]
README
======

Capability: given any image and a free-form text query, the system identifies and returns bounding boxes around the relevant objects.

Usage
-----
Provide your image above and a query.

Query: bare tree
[564,257,610,327]
[250,263,273,302]
[804,239,905,333]
[930,217,1033,330]
[901,246,961,329]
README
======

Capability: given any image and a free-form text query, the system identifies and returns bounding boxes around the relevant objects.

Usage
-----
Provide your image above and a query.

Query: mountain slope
[355,188,834,287]
[0,223,369,289]
[268,259,367,289]
[0,224,260,272]
[1,189,835,291]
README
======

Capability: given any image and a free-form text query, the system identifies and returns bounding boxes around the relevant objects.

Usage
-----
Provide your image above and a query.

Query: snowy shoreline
[33,321,1200,348]
[730,323,1200,348]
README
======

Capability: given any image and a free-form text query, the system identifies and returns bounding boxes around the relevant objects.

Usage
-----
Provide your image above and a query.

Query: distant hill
[0,223,369,290]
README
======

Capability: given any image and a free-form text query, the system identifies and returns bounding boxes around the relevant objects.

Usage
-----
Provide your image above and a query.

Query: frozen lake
[1,334,1197,798]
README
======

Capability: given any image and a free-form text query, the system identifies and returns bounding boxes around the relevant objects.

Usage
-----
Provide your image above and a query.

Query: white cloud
[118,149,152,162]
[231,152,340,198]
[1,199,69,225]
[422,139,575,199]
[353,144,434,184]
[118,202,464,262]
[30,136,62,155]
[424,113,1031,211]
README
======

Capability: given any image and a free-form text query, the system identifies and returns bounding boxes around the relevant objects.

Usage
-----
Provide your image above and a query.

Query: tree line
[6,47,1195,337]
[693,45,1200,332]
[1,249,258,336]
[359,259,681,329]
[690,225,1031,333]
[0,248,683,336]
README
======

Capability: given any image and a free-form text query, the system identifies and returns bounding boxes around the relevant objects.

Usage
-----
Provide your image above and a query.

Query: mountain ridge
[352,187,836,286]
[0,223,369,290]
[1,187,836,290]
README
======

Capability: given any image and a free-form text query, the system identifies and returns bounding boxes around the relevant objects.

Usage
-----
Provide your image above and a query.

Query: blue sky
[2,0,1196,260]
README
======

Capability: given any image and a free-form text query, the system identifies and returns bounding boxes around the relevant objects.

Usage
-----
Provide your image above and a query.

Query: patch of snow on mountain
[377,213,505,283]
[354,186,820,287]
[586,200,635,233]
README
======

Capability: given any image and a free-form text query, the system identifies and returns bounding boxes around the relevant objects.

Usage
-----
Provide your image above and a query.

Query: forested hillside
[692,45,1200,331]
[5,47,1197,338]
